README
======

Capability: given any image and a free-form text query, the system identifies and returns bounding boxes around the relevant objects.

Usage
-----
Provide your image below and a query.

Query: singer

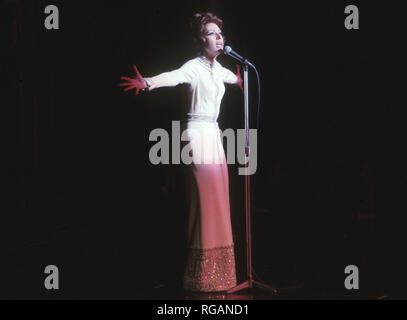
[120,12,243,292]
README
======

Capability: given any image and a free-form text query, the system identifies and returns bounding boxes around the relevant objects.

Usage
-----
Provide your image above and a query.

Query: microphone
[223,45,254,67]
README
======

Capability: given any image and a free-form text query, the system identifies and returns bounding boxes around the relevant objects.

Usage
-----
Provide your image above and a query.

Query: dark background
[2,0,407,298]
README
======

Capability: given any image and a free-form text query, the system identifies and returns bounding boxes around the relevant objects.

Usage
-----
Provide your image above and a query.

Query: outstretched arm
[144,68,189,91]
[120,61,195,94]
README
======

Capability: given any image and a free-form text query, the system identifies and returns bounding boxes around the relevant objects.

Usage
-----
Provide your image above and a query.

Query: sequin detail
[187,113,218,123]
[183,244,237,292]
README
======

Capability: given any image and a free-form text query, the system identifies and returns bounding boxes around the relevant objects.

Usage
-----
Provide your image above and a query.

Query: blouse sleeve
[154,60,197,87]
[221,66,238,84]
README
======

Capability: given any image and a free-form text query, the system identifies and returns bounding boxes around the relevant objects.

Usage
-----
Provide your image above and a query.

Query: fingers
[119,82,133,87]
[120,76,143,84]
[119,81,136,88]
[133,65,143,78]
[123,86,137,92]
[120,82,148,93]
[119,65,147,95]
[120,76,134,82]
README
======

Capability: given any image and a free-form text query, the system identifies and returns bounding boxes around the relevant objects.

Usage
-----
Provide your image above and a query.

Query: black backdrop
[3,0,407,298]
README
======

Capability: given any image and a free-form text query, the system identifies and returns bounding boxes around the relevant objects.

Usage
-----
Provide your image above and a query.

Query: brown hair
[190,12,224,50]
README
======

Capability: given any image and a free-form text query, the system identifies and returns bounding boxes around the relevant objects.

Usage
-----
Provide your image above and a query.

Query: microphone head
[223,45,232,55]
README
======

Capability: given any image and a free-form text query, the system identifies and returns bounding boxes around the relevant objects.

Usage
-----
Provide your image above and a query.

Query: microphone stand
[227,62,277,296]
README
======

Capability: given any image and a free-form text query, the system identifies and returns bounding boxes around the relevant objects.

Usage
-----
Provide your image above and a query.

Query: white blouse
[156,56,238,120]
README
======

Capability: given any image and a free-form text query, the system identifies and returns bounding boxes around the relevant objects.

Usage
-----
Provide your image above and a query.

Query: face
[201,22,224,56]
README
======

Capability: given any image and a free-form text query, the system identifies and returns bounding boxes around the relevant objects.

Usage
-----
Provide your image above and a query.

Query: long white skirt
[181,120,237,292]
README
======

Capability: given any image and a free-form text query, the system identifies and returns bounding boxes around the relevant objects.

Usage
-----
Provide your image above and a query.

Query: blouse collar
[197,55,218,70]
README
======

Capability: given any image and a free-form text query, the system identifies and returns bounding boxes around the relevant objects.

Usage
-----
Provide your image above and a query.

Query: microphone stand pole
[227,62,277,295]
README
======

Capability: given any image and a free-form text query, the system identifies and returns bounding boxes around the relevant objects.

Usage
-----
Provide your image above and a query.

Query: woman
[120,12,243,292]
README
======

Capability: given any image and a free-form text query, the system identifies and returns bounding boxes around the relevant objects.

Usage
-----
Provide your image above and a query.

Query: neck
[201,51,220,64]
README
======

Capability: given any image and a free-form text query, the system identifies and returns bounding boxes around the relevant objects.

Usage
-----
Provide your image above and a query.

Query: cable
[250,64,261,215]
[249,64,261,204]
[252,64,261,135]
[247,67,303,292]
[246,63,263,283]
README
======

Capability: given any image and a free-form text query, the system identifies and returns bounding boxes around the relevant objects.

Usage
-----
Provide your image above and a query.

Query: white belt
[187,113,218,123]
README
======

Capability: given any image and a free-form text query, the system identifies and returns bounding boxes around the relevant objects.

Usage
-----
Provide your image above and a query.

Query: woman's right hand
[119,65,149,95]
[143,77,155,91]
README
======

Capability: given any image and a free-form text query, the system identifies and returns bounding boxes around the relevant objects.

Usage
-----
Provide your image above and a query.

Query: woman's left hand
[235,64,244,94]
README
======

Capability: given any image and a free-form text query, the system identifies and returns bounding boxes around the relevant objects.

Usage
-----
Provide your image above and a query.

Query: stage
[4,0,406,300]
